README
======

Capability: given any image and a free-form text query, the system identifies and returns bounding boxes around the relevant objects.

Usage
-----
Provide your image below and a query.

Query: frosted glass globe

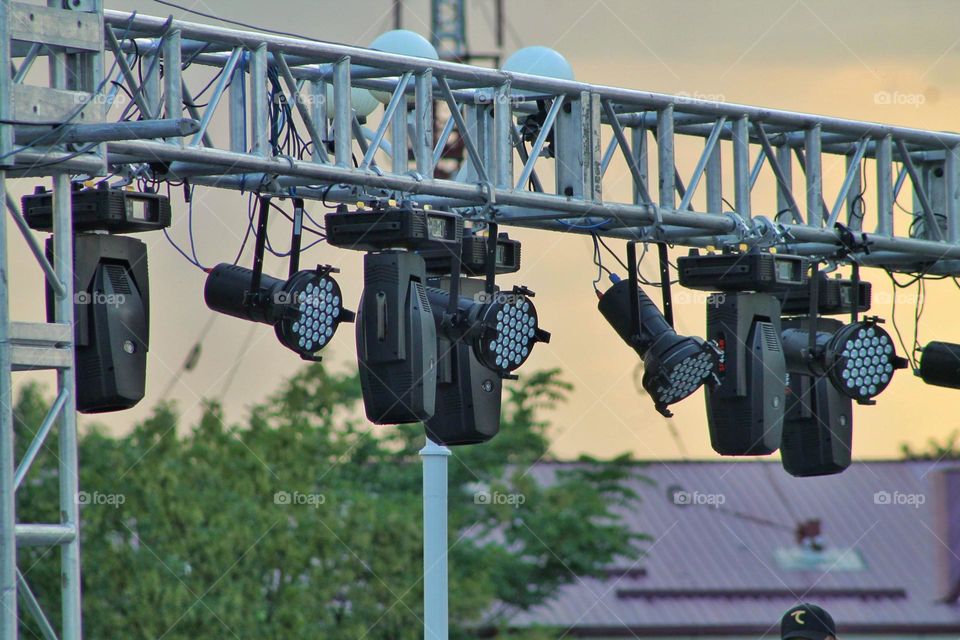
[369,30,439,105]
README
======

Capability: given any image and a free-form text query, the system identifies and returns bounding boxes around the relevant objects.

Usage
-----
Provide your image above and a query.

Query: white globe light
[369,30,439,105]
[325,84,379,119]
[502,46,575,88]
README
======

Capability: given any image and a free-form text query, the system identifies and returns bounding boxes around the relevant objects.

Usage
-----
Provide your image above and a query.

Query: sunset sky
[9,0,960,462]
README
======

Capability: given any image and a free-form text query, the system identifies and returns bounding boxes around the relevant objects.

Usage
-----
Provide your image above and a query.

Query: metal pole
[47,32,82,637]
[53,171,81,640]
[420,437,450,640]
[0,166,17,640]
[875,135,893,236]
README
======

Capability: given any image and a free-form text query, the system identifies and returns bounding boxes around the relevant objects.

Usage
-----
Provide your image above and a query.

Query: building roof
[508,459,960,636]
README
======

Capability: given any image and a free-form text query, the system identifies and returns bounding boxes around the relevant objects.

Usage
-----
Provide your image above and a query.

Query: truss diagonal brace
[274,52,329,163]
[437,75,489,185]
[896,137,944,242]
[601,100,652,204]
[678,116,726,212]
[515,95,563,190]
[755,122,803,224]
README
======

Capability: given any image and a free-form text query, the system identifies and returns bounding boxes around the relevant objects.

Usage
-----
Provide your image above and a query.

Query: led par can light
[356,251,438,424]
[919,341,960,389]
[204,263,354,359]
[705,292,787,456]
[598,278,718,416]
[781,317,907,403]
[426,283,550,378]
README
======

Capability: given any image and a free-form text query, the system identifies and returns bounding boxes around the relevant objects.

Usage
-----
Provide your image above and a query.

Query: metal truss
[1,1,99,638]
[3,2,960,637]
[5,8,960,271]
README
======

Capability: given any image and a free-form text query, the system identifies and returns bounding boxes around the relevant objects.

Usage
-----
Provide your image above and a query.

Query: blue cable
[162,228,204,270]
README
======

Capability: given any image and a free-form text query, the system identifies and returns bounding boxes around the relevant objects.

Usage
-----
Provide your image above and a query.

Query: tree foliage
[13,365,644,639]
[900,430,960,460]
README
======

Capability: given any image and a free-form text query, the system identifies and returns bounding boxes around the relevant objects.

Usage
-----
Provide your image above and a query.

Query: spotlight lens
[276,271,349,357]
[643,342,718,412]
[830,321,900,401]
[475,295,543,375]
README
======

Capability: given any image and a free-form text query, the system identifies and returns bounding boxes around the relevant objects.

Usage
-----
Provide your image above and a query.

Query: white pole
[420,437,450,640]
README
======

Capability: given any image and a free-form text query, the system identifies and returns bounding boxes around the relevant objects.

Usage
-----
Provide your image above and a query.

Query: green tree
[13,366,645,639]
[901,430,960,460]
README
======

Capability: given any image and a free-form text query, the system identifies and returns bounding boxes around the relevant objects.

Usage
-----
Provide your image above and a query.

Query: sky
[9,0,960,462]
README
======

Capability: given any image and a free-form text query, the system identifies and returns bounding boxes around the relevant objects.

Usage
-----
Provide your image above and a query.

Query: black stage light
[423,231,522,276]
[427,281,549,377]
[918,341,960,389]
[705,292,786,455]
[678,250,808,293]
[47,234,150,413]
[424,277,547,445]
[780,320,853,478]
[777,271,872,316]
[598,276,718,417]
[204,263,354,359]
[355,251,438,424]
[781,317,907,404]
[420,226,546,445]
[24,184,172,234]
[429,336,501,445]
[325,204,462,252]
[327,203,466,426]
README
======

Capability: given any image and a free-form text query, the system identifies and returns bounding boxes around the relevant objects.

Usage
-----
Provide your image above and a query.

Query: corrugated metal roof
[507,460,960,635]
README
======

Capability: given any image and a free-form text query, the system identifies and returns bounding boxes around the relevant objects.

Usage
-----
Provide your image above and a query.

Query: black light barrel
[919,341,960,389]
[597,278,674,357]
[203,263,284,325]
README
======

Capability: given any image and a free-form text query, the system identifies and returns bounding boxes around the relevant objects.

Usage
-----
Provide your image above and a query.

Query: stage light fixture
[424,274,549,445]
[46,234,150,413]
[598,276,718,417]
[781,317,907,404]
[428,283,549,379]
[419,226,546,445]
[327,203,464,425]
[31,186,169,414]
[780,319,853,478]
[23,184,172,234]
[423,230,521,277]
[678,250,808,293]
[705,292,787,455]
[204,263,354,360]
[918,341,960,389]
[777,271,872,316]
